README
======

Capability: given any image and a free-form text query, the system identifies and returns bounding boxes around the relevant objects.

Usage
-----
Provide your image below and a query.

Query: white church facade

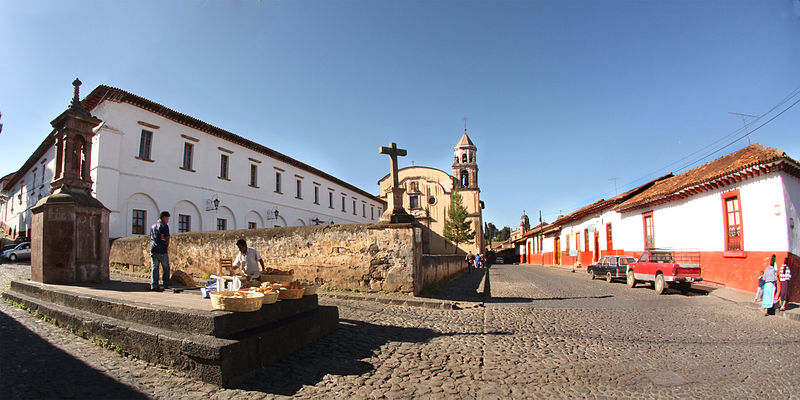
[1,84,385,239]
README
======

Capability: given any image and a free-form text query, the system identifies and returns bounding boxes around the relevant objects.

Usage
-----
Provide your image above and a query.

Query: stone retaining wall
[416,254,467,292]
[110,223,467,296]
[110,224,420,294]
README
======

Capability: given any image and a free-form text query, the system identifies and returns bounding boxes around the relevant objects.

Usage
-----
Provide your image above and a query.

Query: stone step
[3,283,339,387]
[9,280,319,338]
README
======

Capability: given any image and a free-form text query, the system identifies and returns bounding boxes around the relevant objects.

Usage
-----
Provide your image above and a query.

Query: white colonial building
[1,84,385,239]
[516,143,800,300]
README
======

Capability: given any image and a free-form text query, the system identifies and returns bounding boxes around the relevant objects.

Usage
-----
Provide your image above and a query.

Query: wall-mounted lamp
[791,217,795,230]
[266,208,280,220]
[206,195,220,211]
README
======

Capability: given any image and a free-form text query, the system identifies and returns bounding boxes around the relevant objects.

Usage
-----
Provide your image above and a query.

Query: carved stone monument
[30,79,110,283]
[378,142,414,224]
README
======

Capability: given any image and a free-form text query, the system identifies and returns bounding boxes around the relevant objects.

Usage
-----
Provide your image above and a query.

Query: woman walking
[778,257,792,311]
[762,254,779,316]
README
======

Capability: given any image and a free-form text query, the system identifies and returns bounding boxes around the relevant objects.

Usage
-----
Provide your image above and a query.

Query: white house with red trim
[614,143,799,299]
[1,84,385,239]
[517,175,670,266]
[516,143,799,301]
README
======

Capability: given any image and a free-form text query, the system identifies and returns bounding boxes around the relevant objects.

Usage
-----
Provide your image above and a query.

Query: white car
[2,242,31,262]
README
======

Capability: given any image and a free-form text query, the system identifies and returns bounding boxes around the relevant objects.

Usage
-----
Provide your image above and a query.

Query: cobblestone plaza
[1,262,799,399]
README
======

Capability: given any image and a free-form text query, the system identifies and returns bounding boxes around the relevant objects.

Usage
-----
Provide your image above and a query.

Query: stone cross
[378,142,414,223]
[380,142,407,188]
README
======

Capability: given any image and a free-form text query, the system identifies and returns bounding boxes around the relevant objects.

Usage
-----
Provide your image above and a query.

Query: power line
[539,84,800,219]
[616,84,800,193]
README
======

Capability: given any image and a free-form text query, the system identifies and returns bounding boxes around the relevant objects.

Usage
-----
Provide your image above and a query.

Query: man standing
[466,251,474,273]
[233,239,266,284]
[149,211,172,291]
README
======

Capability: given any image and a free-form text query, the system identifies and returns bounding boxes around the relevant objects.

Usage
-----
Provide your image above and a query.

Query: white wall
[617,174,789,252]
[782,174,800,255]
[1,147,54,237]
[89,101,383,238]
[4,99,383,239]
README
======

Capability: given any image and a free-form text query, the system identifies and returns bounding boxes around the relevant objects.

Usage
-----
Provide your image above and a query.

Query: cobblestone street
[2,261,799,399]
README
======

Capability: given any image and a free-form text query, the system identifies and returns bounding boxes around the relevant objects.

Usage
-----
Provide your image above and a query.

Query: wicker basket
[260,291,279,304]
[210,291,264,312]
[242,288,280,304]
[301,284,318,296]
[260,274,294,283]
[278,288,305,300]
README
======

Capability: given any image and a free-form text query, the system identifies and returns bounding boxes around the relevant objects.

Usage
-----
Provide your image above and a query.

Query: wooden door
[554,236,561,265]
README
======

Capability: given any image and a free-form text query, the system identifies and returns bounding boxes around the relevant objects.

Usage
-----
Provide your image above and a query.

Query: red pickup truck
[626,249,702,294]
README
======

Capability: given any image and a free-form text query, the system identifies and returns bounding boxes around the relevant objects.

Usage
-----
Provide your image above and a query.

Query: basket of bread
[277,281,306,300]
[210,290,264,312]
[301,282,318,296]
[243,284,280,304]
[260,268,294,283]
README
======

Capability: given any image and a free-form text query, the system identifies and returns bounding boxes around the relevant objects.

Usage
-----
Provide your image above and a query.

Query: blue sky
[1,0,799,229]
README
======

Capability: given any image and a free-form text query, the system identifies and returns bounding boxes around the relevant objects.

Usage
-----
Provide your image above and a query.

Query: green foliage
[484,222,498,243]
[496,226,511,241]
[485,221,512,242]
[443,188,475,252]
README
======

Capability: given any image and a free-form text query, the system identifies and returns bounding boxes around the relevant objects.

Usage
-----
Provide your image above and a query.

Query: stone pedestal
[30,189,110,284]
[29,79,109,284]
[379,187,414,224]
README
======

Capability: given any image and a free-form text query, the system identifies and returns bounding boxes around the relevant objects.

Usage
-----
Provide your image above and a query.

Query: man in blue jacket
[149,211,172,291]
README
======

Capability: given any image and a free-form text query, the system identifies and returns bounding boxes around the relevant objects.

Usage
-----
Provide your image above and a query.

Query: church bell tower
[451,128,483,252]
[452,129,478,189]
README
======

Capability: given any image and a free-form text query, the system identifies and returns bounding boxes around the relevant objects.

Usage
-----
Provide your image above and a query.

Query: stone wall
[110,224,420,294]
[416,254,467,293]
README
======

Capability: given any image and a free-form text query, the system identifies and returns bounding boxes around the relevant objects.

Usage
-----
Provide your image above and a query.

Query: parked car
[589,255,638,282]
[1,242,31,262]
[2,243,17,252]
[626,249,702,294]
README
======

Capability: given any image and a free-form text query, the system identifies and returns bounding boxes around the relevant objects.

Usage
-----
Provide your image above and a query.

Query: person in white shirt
[232,239,266,283]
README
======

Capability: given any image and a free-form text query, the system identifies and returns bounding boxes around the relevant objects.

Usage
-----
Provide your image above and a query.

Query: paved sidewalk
[523,263,800,322]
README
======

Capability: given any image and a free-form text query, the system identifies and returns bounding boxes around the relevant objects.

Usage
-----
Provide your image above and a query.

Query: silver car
[2,242,31,262]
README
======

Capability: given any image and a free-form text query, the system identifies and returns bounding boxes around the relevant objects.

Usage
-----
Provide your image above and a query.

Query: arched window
[461,153,467,163]
[469,151,473,163]
[460,170,469,187]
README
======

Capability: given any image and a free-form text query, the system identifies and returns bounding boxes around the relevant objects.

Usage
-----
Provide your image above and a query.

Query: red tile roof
[514,173,672,243]
[616,143,800,212]
[455,131,475,148]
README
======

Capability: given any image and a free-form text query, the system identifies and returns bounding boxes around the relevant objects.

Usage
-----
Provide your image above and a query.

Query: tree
[443,188,475,253]
[496,226,511,241]
[485,222,498,243]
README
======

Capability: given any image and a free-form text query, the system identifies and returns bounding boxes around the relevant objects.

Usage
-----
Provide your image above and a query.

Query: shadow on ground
[486,295,614,304]
[0,309,148,399]
[419,267,489,302]
[232,318,489,395]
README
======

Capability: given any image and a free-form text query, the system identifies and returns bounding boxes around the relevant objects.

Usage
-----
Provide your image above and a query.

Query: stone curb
[713,296,800,323]
[318,292,481,310]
